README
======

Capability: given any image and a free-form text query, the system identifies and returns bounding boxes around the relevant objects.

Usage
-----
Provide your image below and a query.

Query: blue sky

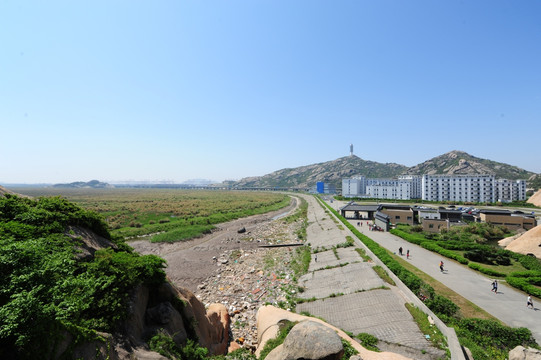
[1,1,540,184]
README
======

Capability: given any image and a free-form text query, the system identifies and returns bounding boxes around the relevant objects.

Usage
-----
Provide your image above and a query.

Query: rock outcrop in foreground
[508,345,541,360]
[57,280,230,359]
[51,224,231,360]
[256,306,413,360]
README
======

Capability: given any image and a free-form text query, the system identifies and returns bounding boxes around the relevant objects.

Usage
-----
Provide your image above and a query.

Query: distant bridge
[113,184,310,192]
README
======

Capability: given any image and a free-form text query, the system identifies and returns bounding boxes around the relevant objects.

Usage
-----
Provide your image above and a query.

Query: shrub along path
[328,200,541,344]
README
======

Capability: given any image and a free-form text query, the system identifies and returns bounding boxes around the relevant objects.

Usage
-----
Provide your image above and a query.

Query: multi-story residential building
[342,176,420,200]
[495,179,526,202]
[366,179,413,200]
[343,174,526,203]
[342,176,366,197]
[398,175,422,199]
[421,174,527,203]
[421,174,496,202]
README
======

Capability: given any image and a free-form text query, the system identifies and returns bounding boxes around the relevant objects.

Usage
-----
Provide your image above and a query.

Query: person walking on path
[528,295,534,309]
[492,279,498,293]
[315,254,318,263]
[399,247,403,256]
[406,249,410,259]
[439,260,444,272]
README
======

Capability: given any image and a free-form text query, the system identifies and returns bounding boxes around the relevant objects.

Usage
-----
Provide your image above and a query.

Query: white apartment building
[495,179,527,202]
[422,174,496,202]
[398,175,422,199]
[342,176,420,200]
[342,176,366,197]
[344,174,526,203]
[366,179,413,200]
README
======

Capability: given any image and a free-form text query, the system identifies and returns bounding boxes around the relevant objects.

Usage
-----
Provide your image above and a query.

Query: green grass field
[11,188,291,242]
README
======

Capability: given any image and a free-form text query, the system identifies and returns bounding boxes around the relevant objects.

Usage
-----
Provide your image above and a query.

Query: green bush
[341,338,359,359]
[467,263,506,277]
[425,294,459,317]
[517,254,541,272]
[505,276,541,298]
[149,332,208,360]
[355,333,379,352]
[0,195,167,359]
[455,318,536,351]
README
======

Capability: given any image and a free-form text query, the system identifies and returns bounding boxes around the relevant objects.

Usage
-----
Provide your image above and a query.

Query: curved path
[328,199,541,344]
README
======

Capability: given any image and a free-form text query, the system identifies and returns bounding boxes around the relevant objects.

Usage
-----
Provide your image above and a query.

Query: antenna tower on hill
[350,144,353,156]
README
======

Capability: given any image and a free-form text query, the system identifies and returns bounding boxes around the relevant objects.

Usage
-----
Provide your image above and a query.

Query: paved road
[328,199,541,344]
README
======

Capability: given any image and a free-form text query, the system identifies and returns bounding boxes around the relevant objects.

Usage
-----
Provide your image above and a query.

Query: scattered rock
[195,217,304,350]
[508,345,541,360]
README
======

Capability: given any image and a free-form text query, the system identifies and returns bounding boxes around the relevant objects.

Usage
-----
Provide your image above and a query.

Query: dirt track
[129,196,298,292]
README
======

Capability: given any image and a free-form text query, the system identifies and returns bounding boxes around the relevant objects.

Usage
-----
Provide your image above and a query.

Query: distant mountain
[404,150,535,180]
[232,155,407,189]
[229,151,537,189]
[181,179,217,186]
[52,180,113,189]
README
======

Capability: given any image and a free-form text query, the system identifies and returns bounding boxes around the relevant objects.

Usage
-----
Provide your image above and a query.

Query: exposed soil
[528,189,541,207]
[503,224,541,259]
[129,196,299,293]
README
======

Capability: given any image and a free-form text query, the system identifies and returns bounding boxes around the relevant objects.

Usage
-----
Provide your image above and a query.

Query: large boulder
[256,305,413,360]
[266,321,344,360]
[509,345,541,360]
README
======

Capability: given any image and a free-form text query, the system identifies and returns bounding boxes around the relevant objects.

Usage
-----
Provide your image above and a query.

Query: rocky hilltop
[229,150,537,189]
[404,150,535,179]
[232,155,407,189]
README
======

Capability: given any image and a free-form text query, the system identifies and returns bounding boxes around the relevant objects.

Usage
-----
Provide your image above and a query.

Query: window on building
[429,224,434,228]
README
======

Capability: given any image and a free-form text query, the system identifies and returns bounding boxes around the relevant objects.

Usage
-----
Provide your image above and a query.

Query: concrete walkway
[296,195,446,359]
[329,199,541,344]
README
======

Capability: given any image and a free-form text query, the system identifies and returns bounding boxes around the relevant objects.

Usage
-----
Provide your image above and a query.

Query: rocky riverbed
[195,217,304,350]
[130,197,304,351]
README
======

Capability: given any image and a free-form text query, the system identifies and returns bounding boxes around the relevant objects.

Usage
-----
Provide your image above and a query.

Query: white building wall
[366,179,412,200]
[495,179,527,202]
[398,175,422,199]
[422,174,496,202]
[342,176,366,197]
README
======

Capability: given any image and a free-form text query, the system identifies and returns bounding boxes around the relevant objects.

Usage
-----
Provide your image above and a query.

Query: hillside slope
[230,151,536,189]
[232,155,407,189]
[404,150,535,179]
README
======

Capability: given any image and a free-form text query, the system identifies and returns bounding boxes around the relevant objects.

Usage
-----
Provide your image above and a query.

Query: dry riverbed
[130,197,304,349]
